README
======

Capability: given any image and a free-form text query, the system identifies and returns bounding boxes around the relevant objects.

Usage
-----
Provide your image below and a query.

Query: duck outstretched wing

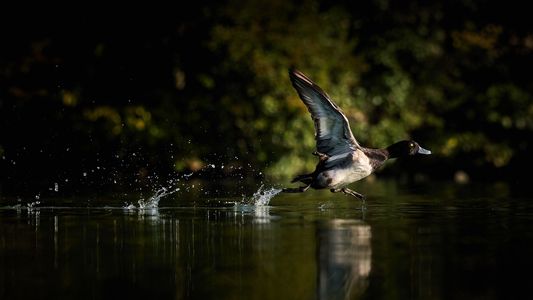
[289,69,360,157]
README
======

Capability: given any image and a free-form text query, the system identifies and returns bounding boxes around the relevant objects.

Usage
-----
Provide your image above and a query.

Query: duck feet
[330,188,365,201]
[282,185,311,193]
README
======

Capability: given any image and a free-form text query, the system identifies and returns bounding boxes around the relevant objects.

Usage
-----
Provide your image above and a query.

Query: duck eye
[409,143,414,148]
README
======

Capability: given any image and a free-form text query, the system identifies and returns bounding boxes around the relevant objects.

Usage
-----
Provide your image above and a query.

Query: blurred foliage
[1,0,532,193]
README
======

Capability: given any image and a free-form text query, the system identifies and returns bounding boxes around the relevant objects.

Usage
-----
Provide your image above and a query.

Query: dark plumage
[282,69,431,200]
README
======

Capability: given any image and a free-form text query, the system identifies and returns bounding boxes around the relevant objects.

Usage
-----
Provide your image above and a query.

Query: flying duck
[282,69,431,200]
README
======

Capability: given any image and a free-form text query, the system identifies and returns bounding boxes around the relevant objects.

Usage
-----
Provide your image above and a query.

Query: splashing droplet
[136,187,180,209]
[249,185,281,206]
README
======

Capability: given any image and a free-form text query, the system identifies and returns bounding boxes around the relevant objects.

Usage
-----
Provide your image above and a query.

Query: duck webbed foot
[282,185,311,193]
[331,187,365,200]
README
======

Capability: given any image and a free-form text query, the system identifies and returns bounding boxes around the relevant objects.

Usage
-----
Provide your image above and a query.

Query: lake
[1,180,532,299]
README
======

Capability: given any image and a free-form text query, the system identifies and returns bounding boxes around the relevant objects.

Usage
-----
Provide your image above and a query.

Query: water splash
[124,186,180,210]
[26,201,40,213]
[248,184,282,206]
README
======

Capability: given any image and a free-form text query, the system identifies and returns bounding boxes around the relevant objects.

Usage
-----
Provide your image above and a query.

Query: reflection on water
[0,205,319,299]
[1,182,533,299]
[0,205,371,300]
[318,220,371,300]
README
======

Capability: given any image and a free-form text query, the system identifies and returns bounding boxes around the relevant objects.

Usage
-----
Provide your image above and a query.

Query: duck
[282,69,431,200]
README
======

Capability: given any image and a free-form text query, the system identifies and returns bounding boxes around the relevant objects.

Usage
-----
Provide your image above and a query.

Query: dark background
[1,1,532,196]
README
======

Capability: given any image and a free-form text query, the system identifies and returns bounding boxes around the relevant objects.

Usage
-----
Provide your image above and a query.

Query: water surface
[1,181,532,299]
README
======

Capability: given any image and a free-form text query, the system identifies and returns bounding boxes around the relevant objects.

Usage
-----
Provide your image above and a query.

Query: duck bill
[417,147,432,155]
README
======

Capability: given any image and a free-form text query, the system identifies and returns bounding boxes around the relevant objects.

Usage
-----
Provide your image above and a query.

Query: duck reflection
[317,219,372,300]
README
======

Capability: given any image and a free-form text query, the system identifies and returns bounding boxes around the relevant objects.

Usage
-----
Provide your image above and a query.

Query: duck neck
[363,148,390,159]
[385,144,403,159]
[382,148,392,159]
[362,148,390,169]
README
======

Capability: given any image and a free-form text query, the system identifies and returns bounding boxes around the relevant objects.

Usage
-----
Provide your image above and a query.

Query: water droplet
[248,185,281,206]
[54,183,58,192]
[124,203,136,210]
[136,186,180,209]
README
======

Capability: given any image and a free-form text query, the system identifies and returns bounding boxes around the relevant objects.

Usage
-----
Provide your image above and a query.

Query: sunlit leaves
[83,105,158,137]
[209,0,363,177]
[3,0,533,187]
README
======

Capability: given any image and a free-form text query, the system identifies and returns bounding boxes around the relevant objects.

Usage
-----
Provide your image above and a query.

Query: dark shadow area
[1,1,532,196]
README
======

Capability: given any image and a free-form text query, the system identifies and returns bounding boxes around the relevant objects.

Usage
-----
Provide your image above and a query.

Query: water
[1,181,532,299]
[247,184,282,206]
[136,186,180,209]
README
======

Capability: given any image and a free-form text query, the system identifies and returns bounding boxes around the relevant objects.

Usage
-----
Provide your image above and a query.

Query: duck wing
[289,69,360,157]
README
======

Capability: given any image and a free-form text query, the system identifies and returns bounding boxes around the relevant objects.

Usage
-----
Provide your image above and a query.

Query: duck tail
[291,173,314,184]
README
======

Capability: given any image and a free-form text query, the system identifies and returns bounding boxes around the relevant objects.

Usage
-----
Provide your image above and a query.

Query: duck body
[309,149,374,189]
[282,69,431,199]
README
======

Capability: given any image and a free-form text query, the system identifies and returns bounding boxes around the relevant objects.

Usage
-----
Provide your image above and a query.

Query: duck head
[387,140,431,158]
